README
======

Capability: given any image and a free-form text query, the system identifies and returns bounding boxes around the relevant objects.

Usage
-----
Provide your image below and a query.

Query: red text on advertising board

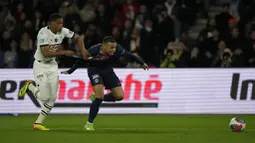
[58,74,162,101]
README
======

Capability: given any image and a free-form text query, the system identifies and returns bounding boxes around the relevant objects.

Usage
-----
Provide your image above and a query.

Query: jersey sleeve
[116,45,145,65]
[66,60,83,74]
[115,45,126,56]
[87,44,100,57]
[37,31,49,47]
[88,48,96,57]
[62,27,75,39]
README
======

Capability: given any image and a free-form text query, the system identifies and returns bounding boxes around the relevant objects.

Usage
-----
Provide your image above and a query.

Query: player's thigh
[48,71,59,101]
[92,84,105,99]
[88,71,104,99]
[102,70,121,90]
[110,86,124,100]
[34,72,51,101]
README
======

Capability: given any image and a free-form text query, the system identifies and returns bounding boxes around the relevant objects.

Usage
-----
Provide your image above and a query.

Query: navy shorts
[87,68,121,89]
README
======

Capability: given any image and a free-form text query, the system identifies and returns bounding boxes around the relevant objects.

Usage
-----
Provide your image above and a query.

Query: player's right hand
[64,50,75,56]
[142,63,149,70]
[61,71,70,75]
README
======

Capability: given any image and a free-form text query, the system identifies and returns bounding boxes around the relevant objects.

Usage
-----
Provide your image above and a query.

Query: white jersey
[34,26,74,62]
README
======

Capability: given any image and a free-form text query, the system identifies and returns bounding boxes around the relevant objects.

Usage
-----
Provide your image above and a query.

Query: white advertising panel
[0,69,254,114]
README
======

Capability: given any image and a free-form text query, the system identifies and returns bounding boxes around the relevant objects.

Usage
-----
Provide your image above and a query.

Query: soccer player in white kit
[18,13,89,131]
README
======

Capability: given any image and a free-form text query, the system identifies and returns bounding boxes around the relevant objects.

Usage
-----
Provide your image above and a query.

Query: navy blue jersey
[87,44,125,68]
[66,43,145,74]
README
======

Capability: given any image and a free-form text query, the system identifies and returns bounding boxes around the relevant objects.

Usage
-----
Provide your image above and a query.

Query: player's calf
[103,93,117,101]
[87,84,104,125]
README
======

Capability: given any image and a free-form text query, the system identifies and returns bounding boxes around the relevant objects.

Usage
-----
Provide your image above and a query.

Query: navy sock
[104,93,116,102]
[88,98,103,123]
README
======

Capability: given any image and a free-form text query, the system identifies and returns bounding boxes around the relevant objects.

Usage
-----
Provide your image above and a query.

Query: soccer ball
[229,117,246,132]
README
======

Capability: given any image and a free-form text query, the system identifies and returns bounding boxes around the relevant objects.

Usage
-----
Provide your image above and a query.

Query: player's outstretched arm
[41,45,74,57]
[121,50,149,70]
[71,34,90,59]
[61,60,83,75]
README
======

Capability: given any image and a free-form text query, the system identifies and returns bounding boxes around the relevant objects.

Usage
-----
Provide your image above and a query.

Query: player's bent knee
[39,95,51,102]
[115,94,124,101]
[50,95,57,102]
[38,89,51,102]
[111,86,124,101]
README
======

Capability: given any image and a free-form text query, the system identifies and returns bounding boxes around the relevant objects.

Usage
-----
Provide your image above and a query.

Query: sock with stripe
[35,102,53,124]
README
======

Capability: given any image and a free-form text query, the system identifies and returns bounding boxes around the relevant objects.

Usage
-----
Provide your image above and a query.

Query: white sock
[28,84,43,100]
[35,102,53,124]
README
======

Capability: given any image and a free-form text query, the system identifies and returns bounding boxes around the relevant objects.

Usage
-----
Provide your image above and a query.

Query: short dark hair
[103,36,116,43]
[49,13,62,22]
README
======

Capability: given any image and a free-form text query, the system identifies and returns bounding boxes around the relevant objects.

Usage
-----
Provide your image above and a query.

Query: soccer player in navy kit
[61,36,149,131]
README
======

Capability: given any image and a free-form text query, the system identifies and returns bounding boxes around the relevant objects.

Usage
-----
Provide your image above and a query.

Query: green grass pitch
[1,114,255,143]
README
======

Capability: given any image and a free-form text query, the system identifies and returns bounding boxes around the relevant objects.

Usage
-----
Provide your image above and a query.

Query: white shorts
[33,60,59,102]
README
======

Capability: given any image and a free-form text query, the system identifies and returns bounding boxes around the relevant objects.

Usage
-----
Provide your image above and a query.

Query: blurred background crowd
[0,0,255,68]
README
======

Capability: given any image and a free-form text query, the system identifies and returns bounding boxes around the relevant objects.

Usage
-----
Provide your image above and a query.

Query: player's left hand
[142,63,149,70]
[61,71,70,75]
